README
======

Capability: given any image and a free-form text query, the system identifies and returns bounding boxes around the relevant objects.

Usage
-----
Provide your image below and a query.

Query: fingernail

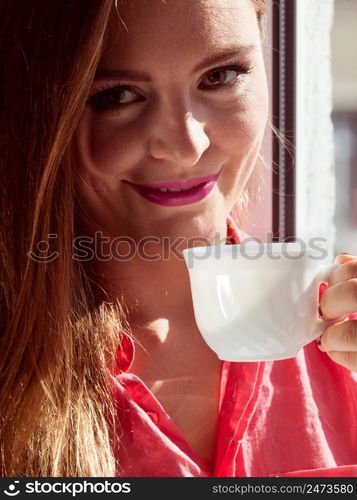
[319,282,328,295]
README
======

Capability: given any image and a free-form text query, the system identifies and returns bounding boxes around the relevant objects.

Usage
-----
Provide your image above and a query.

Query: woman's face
[74,0,268,242]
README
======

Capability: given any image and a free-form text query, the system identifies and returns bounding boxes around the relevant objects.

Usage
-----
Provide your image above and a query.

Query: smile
[123,169,222,207]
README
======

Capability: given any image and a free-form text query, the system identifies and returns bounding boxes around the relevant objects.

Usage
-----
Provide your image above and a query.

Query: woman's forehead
[102,0,260,69]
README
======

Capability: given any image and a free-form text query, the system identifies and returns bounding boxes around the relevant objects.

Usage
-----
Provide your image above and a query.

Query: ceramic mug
[182,241,346,362]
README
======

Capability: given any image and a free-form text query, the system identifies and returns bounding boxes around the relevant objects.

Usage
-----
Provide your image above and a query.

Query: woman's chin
[134,209,228,245]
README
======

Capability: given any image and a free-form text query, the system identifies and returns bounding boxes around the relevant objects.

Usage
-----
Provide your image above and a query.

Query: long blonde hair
[0,0,266,477]
[0,0,123,477]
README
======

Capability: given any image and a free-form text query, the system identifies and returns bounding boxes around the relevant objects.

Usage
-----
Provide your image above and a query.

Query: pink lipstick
[123,169,222,207]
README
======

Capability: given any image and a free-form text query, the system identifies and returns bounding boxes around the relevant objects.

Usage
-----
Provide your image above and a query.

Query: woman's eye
[199,64,250,91]
[88,85,144,113]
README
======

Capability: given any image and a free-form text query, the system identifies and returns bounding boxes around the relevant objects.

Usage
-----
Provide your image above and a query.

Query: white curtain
[295,0,336,259]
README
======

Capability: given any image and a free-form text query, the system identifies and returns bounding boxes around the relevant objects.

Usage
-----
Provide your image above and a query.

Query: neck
[93,218,228,338]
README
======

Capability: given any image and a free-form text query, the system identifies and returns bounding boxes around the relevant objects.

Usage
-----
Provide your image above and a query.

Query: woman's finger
[319,320,357,352]
[327,255,357,287]
[319,279,357,320]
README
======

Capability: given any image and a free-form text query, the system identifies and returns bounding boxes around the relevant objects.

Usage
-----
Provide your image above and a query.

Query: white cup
[182,241,345,362]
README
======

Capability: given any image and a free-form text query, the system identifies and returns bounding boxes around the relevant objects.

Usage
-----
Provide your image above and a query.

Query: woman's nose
[148,106,210,167]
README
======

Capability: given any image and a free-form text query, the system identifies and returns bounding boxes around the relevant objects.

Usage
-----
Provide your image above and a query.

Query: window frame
[272,0,297,242]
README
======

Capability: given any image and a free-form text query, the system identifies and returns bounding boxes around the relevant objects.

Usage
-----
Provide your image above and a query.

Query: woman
[0,0,356,477]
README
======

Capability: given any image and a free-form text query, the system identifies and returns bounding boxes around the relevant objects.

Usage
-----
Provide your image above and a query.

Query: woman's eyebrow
[94,68,152,82]
[94,44,257,82]
[193,44,257,73]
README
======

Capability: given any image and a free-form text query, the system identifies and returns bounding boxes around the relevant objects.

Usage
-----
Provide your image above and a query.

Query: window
[332,0,357,255]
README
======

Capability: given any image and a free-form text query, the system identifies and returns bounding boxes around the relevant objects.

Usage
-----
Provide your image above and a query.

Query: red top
[111,217,357,477]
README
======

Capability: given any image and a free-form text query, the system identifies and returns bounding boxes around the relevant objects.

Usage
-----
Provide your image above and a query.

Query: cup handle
[314,262,348,337]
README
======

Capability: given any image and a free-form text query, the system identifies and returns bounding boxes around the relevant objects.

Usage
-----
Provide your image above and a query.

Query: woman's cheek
[76,110,148,177]
[211,90,268,194]
[211,79,268,147]
[225,77,269,145]
[211,103,265,156]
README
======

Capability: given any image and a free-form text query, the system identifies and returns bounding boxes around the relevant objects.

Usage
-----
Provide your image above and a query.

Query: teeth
[155,184,200,193]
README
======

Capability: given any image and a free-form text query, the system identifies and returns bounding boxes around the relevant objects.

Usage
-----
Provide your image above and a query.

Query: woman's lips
[123,169,222,207]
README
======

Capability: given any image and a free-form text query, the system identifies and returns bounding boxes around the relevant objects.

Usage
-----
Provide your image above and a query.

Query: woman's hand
[318,253,357,371]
